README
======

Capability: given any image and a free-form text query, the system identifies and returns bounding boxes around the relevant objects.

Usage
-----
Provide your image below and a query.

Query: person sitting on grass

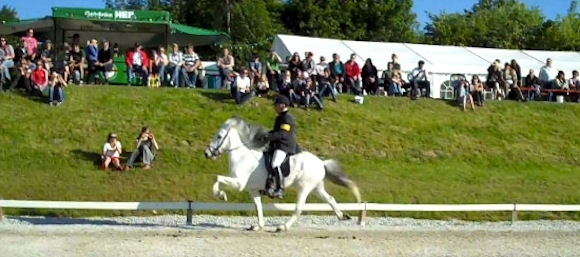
[125,126,159,171]
[102,133,123,171]
[298,76,323,110]
[48,71,67,106]
[30,59,49,97]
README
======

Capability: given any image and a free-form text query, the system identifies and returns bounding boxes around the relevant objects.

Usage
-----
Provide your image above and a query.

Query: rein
[209,126,262,162]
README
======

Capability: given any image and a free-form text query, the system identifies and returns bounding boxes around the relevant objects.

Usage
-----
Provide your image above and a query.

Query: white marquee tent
[271,34,580,99]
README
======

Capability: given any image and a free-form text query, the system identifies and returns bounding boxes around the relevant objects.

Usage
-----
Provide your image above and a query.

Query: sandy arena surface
[2,214,580,256]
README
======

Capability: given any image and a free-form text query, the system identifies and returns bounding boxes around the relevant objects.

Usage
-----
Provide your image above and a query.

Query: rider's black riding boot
[273,167,285,199]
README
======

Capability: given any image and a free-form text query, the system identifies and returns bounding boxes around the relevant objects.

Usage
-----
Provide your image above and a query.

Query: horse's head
[205,116,270,160]
[204,118,243,160]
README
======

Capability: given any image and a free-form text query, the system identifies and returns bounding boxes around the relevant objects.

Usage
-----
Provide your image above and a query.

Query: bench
[520,87,580,102]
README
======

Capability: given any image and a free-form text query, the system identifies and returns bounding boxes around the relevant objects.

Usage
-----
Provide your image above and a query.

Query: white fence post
[511,203,518,225]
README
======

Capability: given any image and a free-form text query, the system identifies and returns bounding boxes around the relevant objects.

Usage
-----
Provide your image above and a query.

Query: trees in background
[3,0,580,58]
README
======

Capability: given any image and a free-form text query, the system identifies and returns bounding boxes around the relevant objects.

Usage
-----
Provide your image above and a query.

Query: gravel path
[2,214,580,257]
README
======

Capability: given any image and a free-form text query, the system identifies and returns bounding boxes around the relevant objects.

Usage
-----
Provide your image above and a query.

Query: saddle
[263,144,303,178]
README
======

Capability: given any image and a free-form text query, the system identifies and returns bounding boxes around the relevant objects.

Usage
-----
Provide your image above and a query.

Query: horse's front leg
[212,175,240,201]
[247,190,265,231]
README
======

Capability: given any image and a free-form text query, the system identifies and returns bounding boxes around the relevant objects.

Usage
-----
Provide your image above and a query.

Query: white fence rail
[1,199,580,226]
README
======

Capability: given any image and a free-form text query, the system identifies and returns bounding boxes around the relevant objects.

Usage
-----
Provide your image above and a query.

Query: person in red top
[31,59,49,97]
[125,42,150,86]
[344,53,362,95]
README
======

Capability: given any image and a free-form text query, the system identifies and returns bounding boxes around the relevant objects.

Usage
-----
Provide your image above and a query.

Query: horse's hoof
[247,225,263,231]
[218,191,228,201]
[275,225,286,233]
[340,214,352,221]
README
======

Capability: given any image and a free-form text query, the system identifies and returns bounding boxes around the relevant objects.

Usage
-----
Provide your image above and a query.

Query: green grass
[1,85,580,221]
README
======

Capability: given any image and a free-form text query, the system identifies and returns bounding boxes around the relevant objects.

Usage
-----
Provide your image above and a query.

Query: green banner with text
[51,7,171,23]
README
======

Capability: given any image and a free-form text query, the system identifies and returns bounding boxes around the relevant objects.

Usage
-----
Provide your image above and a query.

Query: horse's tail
[323,159,362,203]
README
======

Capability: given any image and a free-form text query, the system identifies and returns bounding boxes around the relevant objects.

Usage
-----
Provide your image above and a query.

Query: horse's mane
[228,116,270,151]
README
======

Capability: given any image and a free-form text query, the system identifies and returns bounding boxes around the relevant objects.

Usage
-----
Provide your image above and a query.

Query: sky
[5,0,571,26]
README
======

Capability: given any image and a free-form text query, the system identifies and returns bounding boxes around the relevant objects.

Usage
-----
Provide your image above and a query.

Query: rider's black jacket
[267,110,297,154]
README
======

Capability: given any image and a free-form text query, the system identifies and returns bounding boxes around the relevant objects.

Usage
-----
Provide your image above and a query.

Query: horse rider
[262,94,297,199]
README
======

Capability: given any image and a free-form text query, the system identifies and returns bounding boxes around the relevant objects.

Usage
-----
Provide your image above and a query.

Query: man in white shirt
[538,58,557,88]
[409,60,431,99]
[234,67,254,104]
[315,56,336,102]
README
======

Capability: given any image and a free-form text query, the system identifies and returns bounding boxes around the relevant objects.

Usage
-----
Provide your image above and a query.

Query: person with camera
[102,133,123,171]
[48,71,67,106]
[125,126,159,170]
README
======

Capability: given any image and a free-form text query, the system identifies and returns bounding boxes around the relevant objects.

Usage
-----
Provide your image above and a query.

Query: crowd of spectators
[2,28,580,110]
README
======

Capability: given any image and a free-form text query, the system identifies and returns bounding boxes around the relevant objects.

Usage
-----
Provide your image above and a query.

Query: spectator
[471,75,485,106]
[524,69,541,100]
[551,70,567,89]
[0,37,15,87]
[30,59,49,97]
[409,60,431,99]
[168,43,183,87]
[279,70,297,107]
[125,126,159,171]
[126,42,150,87]
[344,53,362,95]
[217,47,235,89]
[39,40,56,71]
[390,71,404,97]
[504,63,526,102]
[568,70,579,89]
[265,50,282,90]
[361,58,378,95]
[21,28,38,61]
[181,44,201,88]
[328,54,345,93]
[538,58,557,87]
[486,60,504,100]
[48,71,67,106]
[101,133,123,171]
[510,59,522,86]
[315,56,336,102]
[96,39,114,84]
[301,52,316,80]
[233,67,254,104]
[250,53,262,87]
[287,52,302,81]
[85,39,100,84]
[69,44,86,84]
[458,79,475,111]
[154,45,169,86]
[297,72,322,110]
[384,53,401,86]
[256,74,269,97]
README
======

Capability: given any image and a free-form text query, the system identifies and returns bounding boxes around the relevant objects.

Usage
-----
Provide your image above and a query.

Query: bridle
[207,127,232,157]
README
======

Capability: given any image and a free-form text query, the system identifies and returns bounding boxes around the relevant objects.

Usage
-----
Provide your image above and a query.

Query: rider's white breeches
[272,149,287,168]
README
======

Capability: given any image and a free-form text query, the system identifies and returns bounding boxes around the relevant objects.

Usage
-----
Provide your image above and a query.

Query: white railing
[1,199,580,226]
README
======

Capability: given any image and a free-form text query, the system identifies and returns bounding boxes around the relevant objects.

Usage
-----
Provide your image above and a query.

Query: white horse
[204,116,363,232]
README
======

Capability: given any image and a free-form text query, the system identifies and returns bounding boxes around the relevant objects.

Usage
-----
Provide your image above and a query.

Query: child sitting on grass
[102,133,123,171]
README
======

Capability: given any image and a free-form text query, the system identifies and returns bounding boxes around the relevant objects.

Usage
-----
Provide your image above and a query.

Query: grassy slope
[0,86,579,221]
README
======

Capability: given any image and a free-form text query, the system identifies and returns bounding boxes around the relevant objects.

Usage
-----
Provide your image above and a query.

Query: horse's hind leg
[277,186,313,232]
[315,182,351,221]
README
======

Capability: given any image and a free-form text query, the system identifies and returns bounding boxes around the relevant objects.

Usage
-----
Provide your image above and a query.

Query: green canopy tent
[0,7,229,49]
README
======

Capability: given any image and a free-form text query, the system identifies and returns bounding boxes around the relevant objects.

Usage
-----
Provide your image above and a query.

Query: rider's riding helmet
[273,94,291,106]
